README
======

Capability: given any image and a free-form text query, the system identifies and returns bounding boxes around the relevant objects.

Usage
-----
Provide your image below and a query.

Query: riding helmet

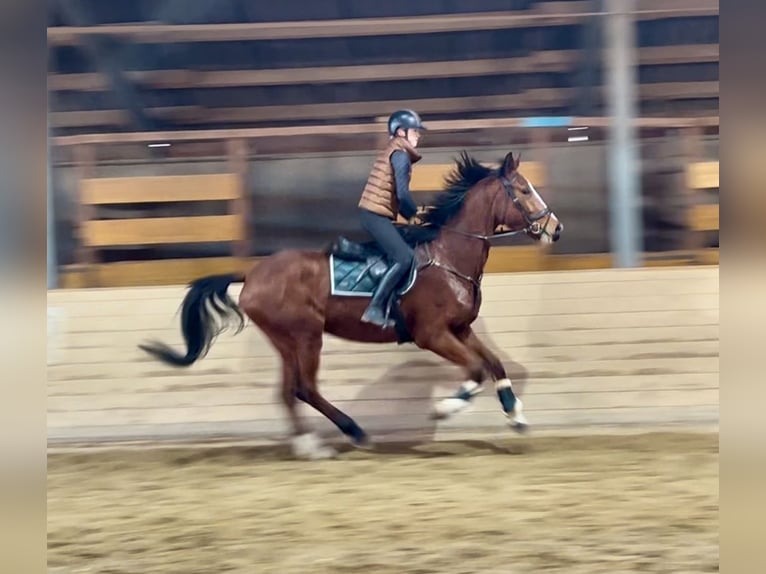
[387,109,427,136]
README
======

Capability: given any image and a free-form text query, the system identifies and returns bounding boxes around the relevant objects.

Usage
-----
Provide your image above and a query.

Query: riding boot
[361,262,408,328]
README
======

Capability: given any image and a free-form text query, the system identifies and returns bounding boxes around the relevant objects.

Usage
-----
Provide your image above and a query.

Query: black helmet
[387,109,427,136]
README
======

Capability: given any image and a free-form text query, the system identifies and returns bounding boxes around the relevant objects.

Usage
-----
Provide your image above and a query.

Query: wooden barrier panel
[80,173,241,204]
[689,205,719,232]
[686,161,719,190]
[72,143,249,287]
[685,160,719,242]
[47,266,719,445]
[58,257,254,289]
[81,215,244,247]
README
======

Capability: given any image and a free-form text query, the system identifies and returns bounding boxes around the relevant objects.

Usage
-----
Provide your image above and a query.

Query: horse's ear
[502,152,517,176]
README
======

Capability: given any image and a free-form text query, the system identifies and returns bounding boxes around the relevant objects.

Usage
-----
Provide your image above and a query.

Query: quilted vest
[358,136,422,219]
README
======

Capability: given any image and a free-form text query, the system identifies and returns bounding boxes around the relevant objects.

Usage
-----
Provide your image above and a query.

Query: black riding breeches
[359,208,414,269]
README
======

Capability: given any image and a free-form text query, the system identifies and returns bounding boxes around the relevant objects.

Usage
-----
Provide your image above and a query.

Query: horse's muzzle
[553,223,563,242]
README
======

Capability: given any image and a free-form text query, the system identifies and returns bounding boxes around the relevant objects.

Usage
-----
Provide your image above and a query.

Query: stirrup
[361,303,395,328]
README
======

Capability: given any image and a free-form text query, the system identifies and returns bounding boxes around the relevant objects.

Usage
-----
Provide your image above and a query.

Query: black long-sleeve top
[390,150,419,220]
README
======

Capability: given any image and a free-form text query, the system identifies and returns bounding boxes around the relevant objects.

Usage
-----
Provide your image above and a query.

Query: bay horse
[139,151,562,459]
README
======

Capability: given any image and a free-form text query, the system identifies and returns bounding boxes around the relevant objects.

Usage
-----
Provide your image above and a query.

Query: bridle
[422,172,554,292]
[438,173,553,243]
[501,174,554,240]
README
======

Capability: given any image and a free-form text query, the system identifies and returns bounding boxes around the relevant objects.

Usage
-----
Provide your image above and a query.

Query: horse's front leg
[417,329,488,420]
[433,327,528,432]
[462,327,528,432]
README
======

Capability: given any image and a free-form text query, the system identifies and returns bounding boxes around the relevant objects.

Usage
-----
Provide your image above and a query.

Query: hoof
[432,381,482,420]
[350,430,375,450]
[313,446,339,459]
[352,436,375,451]
[431,397,472,419]
[506,398,529,434]
[291,432,338,460]
[510,420,529,434]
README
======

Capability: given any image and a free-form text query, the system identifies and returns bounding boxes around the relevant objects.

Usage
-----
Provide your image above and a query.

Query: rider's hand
[410,205,428,224]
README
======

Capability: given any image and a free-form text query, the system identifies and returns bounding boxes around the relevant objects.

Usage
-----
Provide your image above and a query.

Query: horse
[138,150,562,459]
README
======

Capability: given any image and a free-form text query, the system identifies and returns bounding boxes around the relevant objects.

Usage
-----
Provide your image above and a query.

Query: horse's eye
[522,187,531,195]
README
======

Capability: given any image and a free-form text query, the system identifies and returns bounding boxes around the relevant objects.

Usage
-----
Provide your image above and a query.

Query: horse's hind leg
[274,347,308,437]
[270,338,336,460]
[295,333,372,450]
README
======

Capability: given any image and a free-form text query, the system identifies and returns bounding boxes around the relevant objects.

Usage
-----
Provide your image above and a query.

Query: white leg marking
[496,378,529,429]
[495,378,513,391]
[291,432,337,460]
[432,380,482,419]
[511,398,528,427]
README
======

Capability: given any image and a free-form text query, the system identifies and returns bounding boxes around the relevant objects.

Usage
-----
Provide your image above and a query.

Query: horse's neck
[429,195,494,282]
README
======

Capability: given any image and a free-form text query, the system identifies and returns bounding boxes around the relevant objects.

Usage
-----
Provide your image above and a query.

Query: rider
[357,109,426,327]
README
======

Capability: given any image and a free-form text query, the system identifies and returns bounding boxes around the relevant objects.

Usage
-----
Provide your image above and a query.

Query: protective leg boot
[361,262,407,328]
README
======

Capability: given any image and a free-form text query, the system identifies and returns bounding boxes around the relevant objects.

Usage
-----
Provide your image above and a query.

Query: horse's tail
[138,273,246,367]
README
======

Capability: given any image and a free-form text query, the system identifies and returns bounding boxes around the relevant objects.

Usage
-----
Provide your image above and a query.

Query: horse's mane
[397,151,502,245]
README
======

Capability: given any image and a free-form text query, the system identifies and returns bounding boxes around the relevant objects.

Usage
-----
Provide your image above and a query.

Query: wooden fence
[57,136,719,288]
[686,160,719,245]
[47,266,719,445]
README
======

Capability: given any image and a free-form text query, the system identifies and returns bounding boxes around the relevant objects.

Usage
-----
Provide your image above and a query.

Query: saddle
[327,236,421,343]
[328,236,417,289]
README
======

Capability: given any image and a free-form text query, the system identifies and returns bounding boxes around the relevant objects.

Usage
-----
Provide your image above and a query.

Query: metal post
[605,0,642,267]
[47,131,58,289]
